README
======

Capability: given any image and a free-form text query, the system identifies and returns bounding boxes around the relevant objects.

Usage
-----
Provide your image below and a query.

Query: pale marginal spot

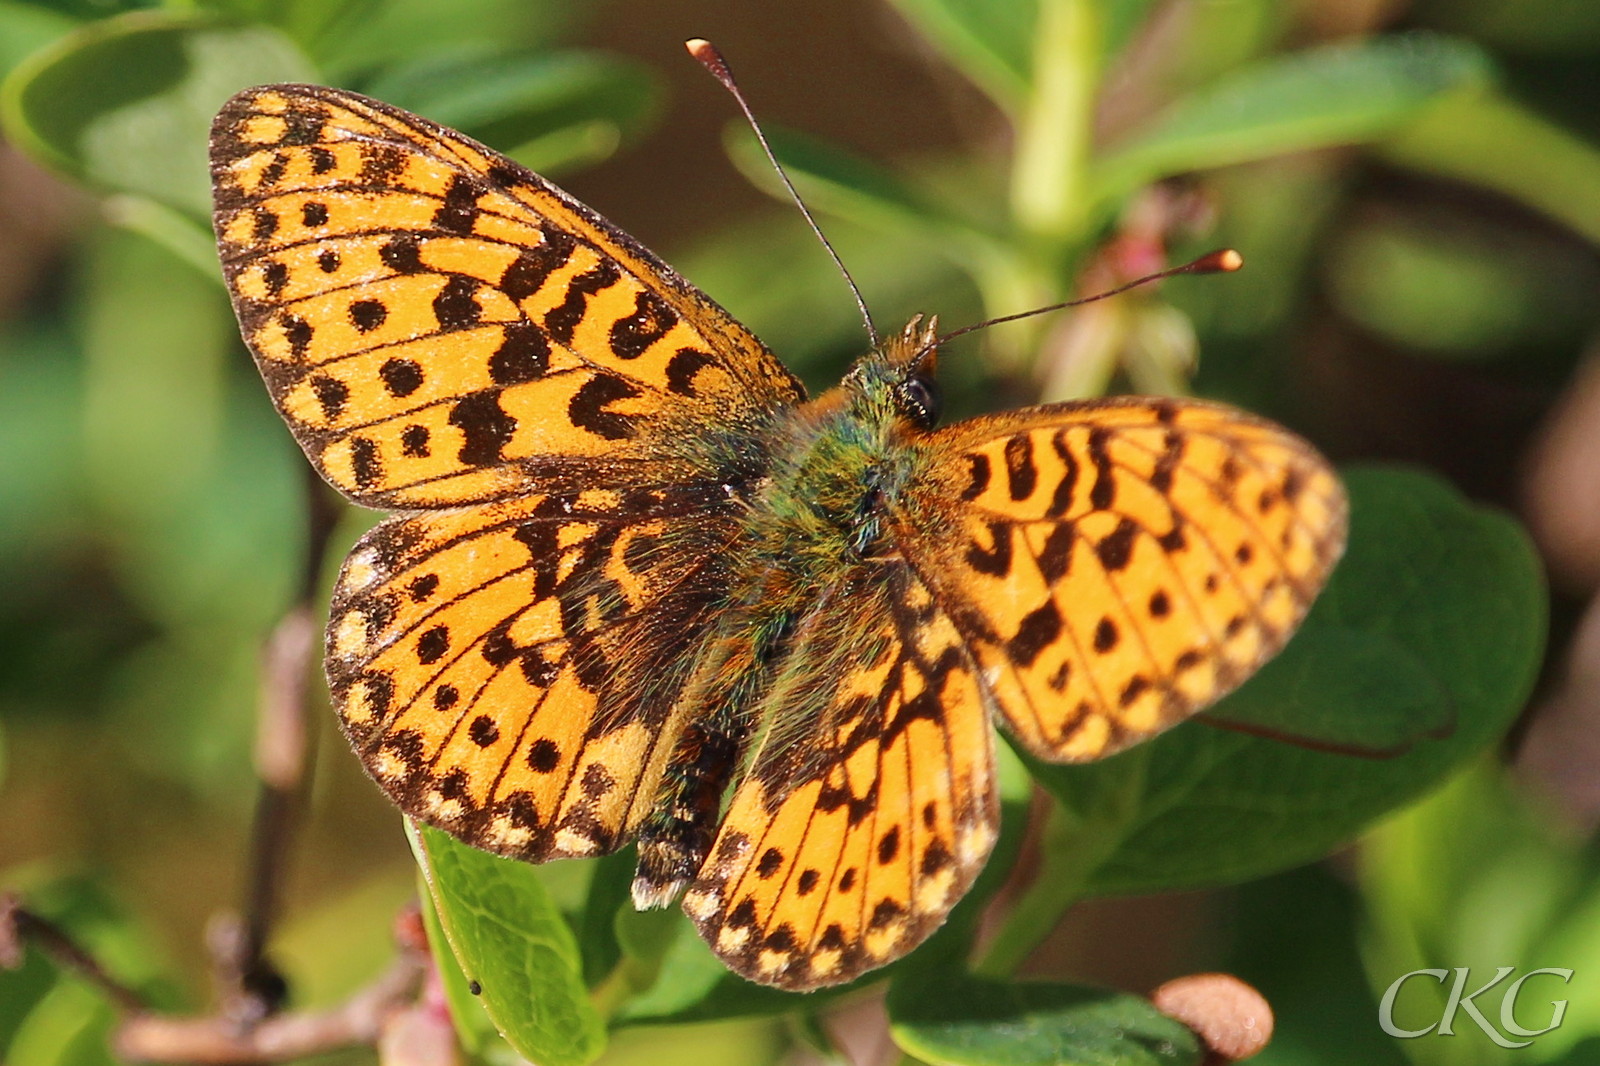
[343,681,376,725]
[957,821,997,867]
[681,888,719,921]
[225,213,262,247]
[425,792,465,821]
[864,920,905,959]
[808,950,842,980]
[757,949,793,977]
[1120,693,1161,734]
[915,867,955,913]
[717,925,751,954]
[342,549,380,591]
[487,815,532,849]
[554,828,600,856]
[1058,715,1110,761]
[236,264,269,300]
[331,610,369,658]
[373,750,409,781]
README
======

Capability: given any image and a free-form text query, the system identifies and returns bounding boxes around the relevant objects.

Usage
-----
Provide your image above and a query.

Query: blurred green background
[1,0,1598,1064]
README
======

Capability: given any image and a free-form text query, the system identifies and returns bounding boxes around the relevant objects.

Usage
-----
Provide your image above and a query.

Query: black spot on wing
[543,260,620,345]
[609,289,676,359]
[664,347,713,397]
[568,376,640,440]
[449,391,516,465]
[1003,434,1037,501]
[434,173,479,234]
[433,276,481,330]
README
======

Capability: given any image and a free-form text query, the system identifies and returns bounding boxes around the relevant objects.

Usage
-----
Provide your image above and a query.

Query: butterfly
[210,84,1346,991]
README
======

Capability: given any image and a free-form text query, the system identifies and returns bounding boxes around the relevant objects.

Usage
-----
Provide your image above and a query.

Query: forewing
[211,84,803,508]
[893,398,1346,762]
[329,482,735,860]
[684,565,998,990]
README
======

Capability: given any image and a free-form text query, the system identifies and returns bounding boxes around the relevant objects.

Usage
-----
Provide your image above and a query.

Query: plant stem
[1010,0,1099,248]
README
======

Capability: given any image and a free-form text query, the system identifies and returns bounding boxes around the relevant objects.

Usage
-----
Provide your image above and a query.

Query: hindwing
[327,482,737,860]
[685,564,998,990]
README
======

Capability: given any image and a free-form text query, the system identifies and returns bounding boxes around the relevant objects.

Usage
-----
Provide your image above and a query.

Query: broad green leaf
[0,2,76,84]
[886,0,1035,111]
[360,50,659,176]
[1205,628,1450,754]
[1091,34,1493,208]
[412,823,606,1066]
[888,974,1202,1066]
[0,11,315,216]
[1028,466,1544,896]
[417,881,501,1057]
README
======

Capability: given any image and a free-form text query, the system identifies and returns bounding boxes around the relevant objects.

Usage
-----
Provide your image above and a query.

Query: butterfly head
[840,315,942,434]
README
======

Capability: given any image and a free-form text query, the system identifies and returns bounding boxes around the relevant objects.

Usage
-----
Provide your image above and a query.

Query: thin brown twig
[0,893,150,1014]
[223,470,346,1020]
[113,935,430,1064]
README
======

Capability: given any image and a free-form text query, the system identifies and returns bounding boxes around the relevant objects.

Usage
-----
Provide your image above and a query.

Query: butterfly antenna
[917,248,1243,364]
[687,38,880,348]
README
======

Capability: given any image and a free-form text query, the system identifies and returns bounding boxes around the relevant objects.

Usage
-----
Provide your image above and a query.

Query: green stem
[1010,0,1099,247]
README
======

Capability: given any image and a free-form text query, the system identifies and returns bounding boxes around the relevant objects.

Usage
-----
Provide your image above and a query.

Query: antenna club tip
[1196,248,1243,273]
[684,38,733,86]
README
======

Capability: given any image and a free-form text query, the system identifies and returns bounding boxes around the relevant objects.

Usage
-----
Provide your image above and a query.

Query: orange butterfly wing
[684,564,997,989]
[327,482,741,860]
[211,84,803,509]
[891,397,1347,762]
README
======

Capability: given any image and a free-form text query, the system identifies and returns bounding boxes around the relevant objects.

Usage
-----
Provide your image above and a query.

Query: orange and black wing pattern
[685,564,998,989]
[892,397,1346,762]
[327,480,740,860]
[210,84,804,509]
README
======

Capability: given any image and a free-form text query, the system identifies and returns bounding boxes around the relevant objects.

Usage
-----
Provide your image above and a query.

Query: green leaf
[1028,465,1545,896]
[360,49,660,175]
[1378,90,1600,249]
[0,2,77,85]
[1091,34,1493,209]
[885,0,1035,112]
[0,11,316,216]
[412,823,606,1066]
[197,0,381,54]
[888,974,1202,1066]
[1204,628,1450,754]
[417,880,501,1057]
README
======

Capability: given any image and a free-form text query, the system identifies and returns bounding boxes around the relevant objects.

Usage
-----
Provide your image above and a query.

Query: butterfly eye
[899,374,942,430]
